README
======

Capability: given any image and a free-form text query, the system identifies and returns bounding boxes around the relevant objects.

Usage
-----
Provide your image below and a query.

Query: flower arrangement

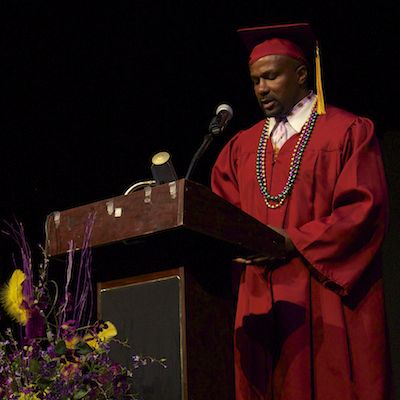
[0,219,164,399]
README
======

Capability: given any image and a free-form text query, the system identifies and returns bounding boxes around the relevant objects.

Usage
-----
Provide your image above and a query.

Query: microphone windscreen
[216,103,233,119]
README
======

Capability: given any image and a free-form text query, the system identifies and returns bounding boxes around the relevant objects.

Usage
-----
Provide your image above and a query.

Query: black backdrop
[1,1,399,397]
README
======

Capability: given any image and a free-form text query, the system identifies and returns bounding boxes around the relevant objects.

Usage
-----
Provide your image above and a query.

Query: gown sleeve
[286,117,389,295]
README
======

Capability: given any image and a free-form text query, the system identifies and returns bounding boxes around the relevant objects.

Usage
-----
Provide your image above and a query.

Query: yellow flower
[61,360,81,380]
[98,321,117,341]
[65,335,80,349]
[0,269,28,325]
[17,392,40,400]
[84,321,117,349]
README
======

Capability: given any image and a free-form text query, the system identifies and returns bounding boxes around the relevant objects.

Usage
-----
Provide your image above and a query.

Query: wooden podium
[45,179,285,400]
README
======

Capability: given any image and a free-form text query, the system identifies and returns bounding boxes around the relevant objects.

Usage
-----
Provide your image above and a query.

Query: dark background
[0,1,399,397]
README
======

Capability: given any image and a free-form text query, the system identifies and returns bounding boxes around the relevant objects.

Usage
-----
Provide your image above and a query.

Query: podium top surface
[45,179,284,258]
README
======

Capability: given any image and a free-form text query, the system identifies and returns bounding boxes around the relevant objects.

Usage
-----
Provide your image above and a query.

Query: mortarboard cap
[237,23,326,115]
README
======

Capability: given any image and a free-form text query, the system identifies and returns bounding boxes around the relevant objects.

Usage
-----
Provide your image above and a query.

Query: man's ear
[297,64,308,85]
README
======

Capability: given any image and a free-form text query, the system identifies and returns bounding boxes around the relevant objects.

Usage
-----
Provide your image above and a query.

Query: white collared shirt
[269,92,317,151]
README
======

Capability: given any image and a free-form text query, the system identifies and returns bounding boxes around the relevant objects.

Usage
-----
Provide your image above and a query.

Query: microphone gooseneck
[185,103,233,180]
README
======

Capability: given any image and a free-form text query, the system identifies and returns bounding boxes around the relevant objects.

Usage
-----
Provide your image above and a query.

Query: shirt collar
[272,92,316,132]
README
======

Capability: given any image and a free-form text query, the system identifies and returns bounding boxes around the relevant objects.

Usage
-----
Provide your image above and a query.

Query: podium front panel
[98,269,185,400]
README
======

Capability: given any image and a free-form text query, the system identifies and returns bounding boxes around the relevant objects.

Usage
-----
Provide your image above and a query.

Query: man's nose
[257,78,269,94]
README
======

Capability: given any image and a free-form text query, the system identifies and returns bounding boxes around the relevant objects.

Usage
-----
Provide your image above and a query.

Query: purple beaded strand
[256,107,318,208]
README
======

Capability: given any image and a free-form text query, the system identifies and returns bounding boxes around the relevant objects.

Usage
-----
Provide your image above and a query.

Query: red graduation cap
[237,23,326,115]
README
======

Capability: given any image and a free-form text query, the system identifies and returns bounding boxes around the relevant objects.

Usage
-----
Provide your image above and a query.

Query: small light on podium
[151,151,178,185]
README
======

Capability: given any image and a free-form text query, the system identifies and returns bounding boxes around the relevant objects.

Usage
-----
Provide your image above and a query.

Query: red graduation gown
[211,106,392,400]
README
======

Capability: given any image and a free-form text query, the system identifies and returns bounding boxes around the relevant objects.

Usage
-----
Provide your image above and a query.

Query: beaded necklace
[256,105,318,209]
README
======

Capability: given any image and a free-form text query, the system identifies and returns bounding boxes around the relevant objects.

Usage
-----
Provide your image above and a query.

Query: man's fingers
[233,254,283,265]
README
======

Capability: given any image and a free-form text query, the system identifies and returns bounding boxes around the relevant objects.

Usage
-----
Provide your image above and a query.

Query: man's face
[249,54,308,117]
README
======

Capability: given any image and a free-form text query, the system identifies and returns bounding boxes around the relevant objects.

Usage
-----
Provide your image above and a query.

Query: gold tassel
[315,42,326,115]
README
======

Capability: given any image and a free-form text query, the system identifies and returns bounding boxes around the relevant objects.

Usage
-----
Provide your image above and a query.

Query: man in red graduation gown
[211,23,392,400]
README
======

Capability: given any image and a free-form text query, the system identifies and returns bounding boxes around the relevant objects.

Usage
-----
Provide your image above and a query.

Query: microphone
[185,103,233,180]
[208,103,233,135]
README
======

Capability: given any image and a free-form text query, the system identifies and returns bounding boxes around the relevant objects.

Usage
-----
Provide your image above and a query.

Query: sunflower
[0,269,28,325]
